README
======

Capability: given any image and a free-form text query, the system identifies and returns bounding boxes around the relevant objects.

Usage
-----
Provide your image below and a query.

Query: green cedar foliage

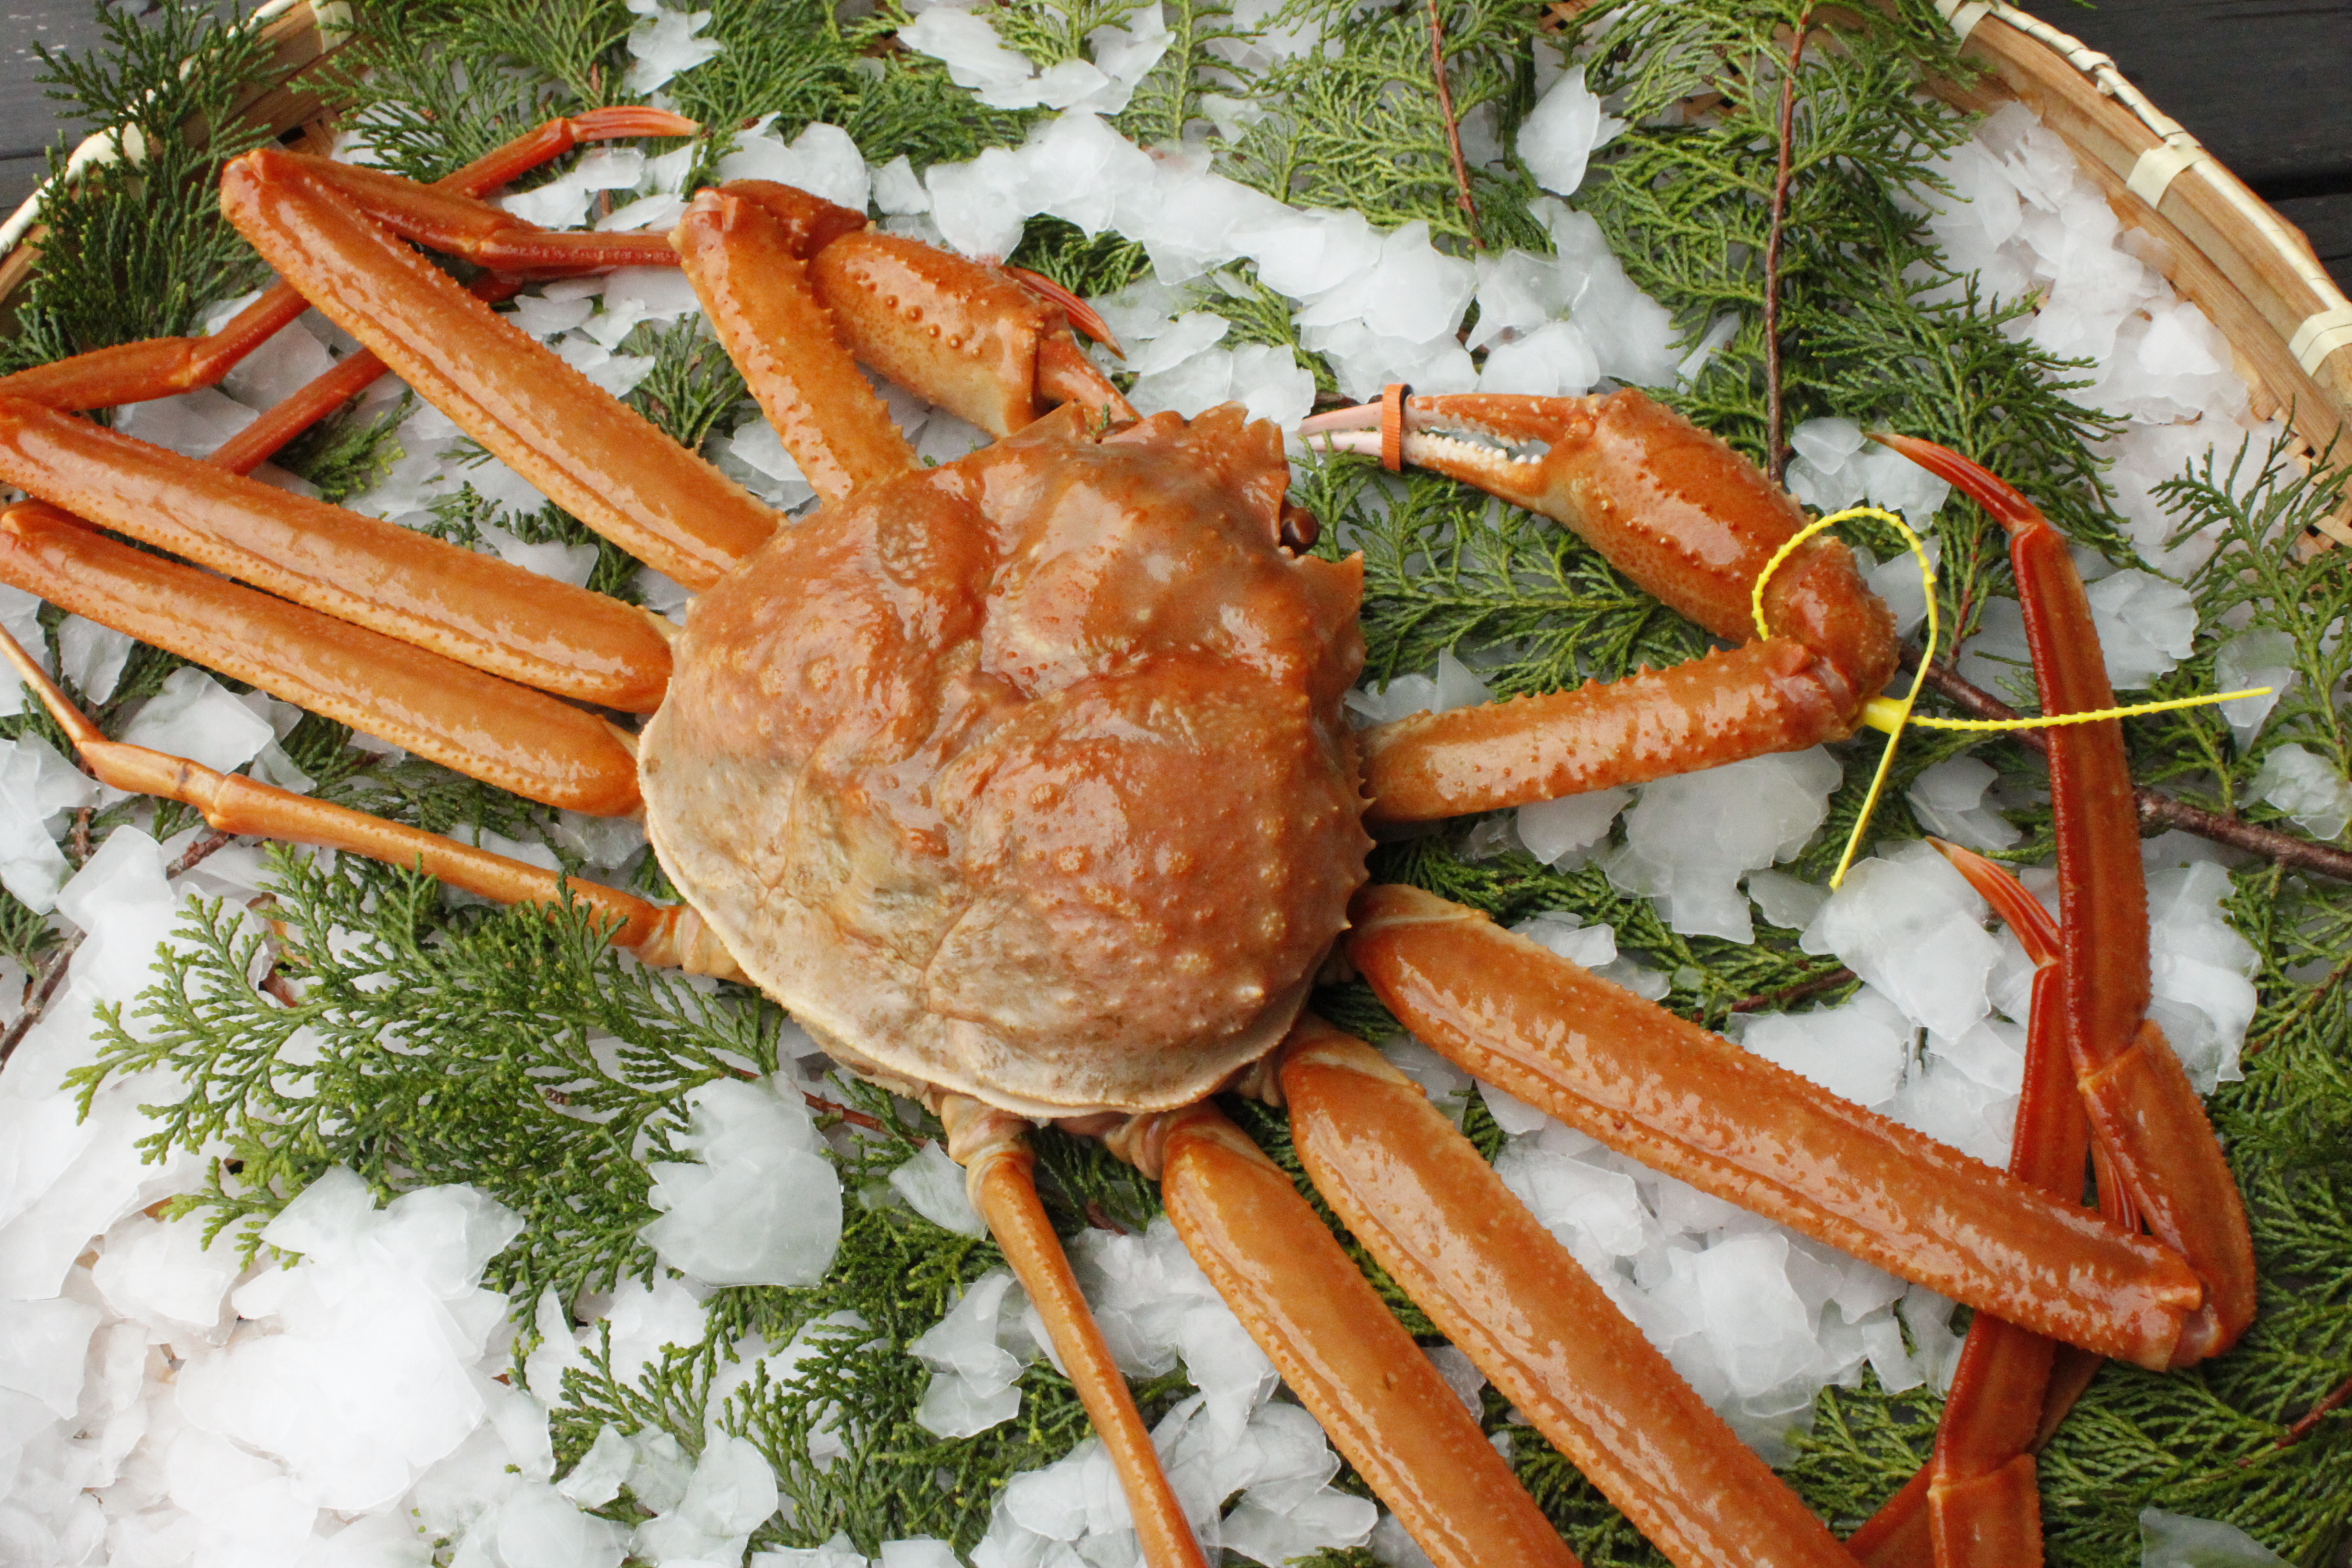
[14,0,2352,1560]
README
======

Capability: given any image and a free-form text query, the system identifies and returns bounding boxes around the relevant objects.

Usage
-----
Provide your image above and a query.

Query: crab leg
[937,1100,1209,1568]
[1301,391,1899,821]
[0,625,723,970]
[1845,845,2083,1565]
[809,226,1134,436]
[0,108,696,415]
[672,184,918,502]
[1350,882,2206,1368]
[0,505,642,815]
[0,397,675,713]
[1874,435,2255,1366]
[1276,1015,1852,1568]
[217,146,779,588]
[1155,1102,1586,1568]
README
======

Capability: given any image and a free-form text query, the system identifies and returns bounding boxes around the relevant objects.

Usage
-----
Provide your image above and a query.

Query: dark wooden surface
[3,0,2349,292]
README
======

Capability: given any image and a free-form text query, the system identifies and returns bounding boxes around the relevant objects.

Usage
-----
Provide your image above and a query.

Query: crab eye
[1279,502,1321,553]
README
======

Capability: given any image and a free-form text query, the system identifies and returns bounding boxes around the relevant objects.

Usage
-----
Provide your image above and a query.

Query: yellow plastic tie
[1752,506,2268,888]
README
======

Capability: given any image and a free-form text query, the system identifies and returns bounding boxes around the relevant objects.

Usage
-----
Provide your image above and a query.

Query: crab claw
[1304,388,1895,660]
[1867,431,2044,536]
[1300,391,1599,514]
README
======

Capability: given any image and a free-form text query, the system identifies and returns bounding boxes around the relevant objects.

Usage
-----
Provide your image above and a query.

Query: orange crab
[0,111,2253,1568]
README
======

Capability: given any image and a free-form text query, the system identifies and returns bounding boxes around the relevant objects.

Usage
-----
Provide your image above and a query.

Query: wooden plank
[2009,0,2352,195]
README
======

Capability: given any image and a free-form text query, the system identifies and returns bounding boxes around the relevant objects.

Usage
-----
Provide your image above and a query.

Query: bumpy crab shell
[640,404,1373,1117]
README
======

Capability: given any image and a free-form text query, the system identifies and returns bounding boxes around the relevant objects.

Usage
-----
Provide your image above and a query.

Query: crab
[0,110,2255,1568]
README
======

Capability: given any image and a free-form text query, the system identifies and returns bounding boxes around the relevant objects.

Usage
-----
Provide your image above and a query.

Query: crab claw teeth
[1869,431,2045,535]
[1403,393,1601,447]
[1390,426,1558,508]
[1297,416,1551,506]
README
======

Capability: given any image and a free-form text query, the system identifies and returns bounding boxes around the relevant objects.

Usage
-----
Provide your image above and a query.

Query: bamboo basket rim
[0,0,2344,527]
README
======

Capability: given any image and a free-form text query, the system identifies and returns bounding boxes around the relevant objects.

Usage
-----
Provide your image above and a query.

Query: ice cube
[1803,839,1997,1040]
[889,1143,988,1237]
[1516,786,1631,866]
[1516,66,1622,199]
[1739,985,1913,1108]
[119,668,276,774]
[2251,742,2352,840]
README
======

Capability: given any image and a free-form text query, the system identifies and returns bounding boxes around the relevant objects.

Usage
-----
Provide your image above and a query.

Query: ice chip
[642,1075,841,1287]
[899,9,1038,99]
[1494,1139,1648,1258]
[717,122,870,214]
[2084,569,2196,689]
[873,154,930,216]
[1685,1233,1814,1400]
[120,667,277,774]
[117,385,259,459]
[93,1210,244,1335]
[260,1164,380,1264]
[1516,786,1631,866]
[2213,627,2295,747]
[925,147,1032,259]
[1747,867,1827,932]
[59,616,135,702]
[1740,985,1914,1108]
[889,1142,988,1237]
[624,5,721,94]
[1610,749,1841,942]
[1906,756,2021,851]
[558,1424,636,1508]
[1517,66,1622,198]
[2251,743,2352,840]
[0,1296,102,1417]
[2139,1508,2291,1567]
[493,1482,628,1568]
[2146,860,2259,1092]
[1479,318,1600,397]
[1803,839,1998,1041]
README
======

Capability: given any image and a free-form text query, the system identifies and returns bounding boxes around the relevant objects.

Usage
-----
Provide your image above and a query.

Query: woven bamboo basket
[3,0,2347,507]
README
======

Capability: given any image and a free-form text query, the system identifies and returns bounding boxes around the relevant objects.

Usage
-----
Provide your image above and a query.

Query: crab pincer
[1301,389,1901,821]
[1871,434,2257,1368]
